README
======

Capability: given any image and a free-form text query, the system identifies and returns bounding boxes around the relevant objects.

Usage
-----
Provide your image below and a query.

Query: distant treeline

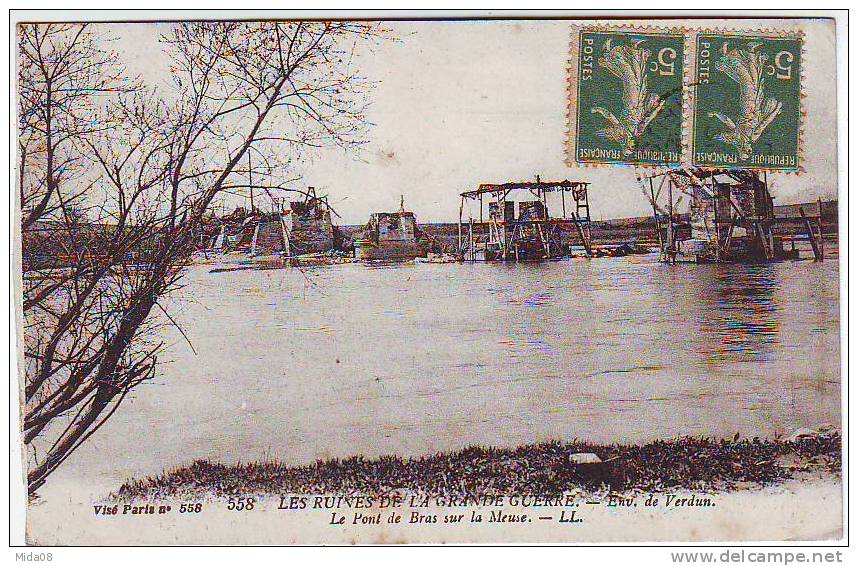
[24,200,838,271]
[340,199,838,249]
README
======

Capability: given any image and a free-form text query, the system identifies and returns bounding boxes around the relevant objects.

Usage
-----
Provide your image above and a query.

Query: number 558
[227,496,255,511]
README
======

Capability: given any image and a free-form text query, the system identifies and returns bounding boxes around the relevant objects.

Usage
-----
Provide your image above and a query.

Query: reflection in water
[698,265,781,364]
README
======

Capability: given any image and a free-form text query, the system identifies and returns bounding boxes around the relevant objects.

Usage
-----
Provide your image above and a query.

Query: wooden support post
[469,217,475,261]
[280,213,291,259]
[667,177,675,263]
[818,198,825,260]
[800,206,823,262]
[457,196,464,255]
[499,191,506,256]
[541,186,549,218]
[648,177,663,255]
[711,174,720,262]
[755,223,773,261]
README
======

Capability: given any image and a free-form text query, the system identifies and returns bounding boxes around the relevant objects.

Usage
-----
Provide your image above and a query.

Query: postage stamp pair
[568,27,803,170]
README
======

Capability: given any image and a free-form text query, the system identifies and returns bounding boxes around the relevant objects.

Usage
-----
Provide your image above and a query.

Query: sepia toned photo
[11,11,844,546]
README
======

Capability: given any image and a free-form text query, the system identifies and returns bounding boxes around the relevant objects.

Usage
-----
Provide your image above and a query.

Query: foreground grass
[115,434,841,500]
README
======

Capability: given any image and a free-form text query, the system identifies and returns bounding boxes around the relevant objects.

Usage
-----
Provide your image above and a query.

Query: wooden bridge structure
[641,168,824,264]
[457,178,593,262]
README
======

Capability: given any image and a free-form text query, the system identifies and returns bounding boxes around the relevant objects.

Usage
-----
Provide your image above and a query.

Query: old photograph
[10,12,845,546]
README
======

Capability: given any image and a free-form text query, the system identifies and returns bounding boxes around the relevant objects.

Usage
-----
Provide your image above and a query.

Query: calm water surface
[52,252,841,487]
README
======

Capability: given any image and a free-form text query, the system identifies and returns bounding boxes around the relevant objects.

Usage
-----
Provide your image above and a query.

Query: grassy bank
[115,434,840,500]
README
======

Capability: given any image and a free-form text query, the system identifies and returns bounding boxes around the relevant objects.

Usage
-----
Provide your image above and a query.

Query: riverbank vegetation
[116,433,841,500]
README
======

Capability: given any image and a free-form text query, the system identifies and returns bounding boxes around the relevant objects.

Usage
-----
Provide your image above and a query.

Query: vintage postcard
[11,12,844,547]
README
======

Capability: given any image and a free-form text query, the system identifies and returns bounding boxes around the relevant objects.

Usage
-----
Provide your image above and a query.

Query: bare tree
[18,23,134,230]
[19,20,382,494]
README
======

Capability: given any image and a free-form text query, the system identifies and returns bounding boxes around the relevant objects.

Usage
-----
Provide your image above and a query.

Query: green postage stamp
[572,29,685,167]
[693,33,803,170]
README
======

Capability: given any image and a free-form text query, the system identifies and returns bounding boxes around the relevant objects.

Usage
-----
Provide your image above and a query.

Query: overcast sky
[110,18,838,225]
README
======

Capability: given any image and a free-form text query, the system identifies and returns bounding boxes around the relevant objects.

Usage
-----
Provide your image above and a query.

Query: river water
[46,251,841,490]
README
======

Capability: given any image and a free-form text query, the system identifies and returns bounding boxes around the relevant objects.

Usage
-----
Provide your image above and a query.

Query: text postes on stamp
[574,29,684,167]
[693,34,802,170]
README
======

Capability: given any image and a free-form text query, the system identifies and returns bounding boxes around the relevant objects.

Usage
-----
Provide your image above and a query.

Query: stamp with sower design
[692,33,802,171]
[570,28,685,167]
